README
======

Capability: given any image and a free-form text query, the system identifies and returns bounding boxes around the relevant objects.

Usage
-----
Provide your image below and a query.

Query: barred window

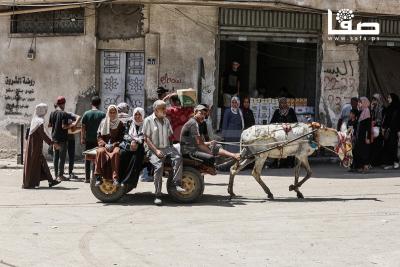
[10,8,85,34]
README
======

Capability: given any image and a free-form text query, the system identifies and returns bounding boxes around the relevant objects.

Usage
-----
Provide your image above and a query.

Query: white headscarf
[29,103,48,135]
[128,107,145,138]
[98,105,120,136]
[230,96,244,129]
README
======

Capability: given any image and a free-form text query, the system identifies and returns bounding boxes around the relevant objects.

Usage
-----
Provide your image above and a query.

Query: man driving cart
[180,104,240,168]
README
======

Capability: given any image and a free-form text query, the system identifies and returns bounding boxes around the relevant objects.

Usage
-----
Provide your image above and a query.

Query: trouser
[384,132,399,165]
[186,143,222,167]
[85,141,98,180]
[149,146,182,197]
[53,142,67,178]
[67,135,75,175]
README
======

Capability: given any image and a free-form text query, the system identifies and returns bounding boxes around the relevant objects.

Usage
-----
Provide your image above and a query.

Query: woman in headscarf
[370,94,384,166]
[353,97,372,173]
[270,97,298,123]
[119,107,146,188]
[241,96,256,129]
[222,96,244,153]
[94,105,125,186]
[382,93,400,170]
[23,103,60,189]
[117,102,131,126]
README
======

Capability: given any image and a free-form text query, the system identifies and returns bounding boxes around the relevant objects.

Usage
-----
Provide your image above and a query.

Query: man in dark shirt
[220,61,241,130]
[81,96,106,183]
[180,105,240,167]
[222,61,240,107]
[48,96,75,181]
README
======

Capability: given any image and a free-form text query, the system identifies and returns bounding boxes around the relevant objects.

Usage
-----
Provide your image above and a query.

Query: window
[10,8,85,35]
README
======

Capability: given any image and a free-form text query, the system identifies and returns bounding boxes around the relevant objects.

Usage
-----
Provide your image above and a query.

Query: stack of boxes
[250,98,315,124]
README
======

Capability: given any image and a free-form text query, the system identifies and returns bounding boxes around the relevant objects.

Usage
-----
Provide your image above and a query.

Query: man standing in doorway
[81,96,106,183]
[49,96,76,181]
[222,61,241,108]
[221,61,240,130]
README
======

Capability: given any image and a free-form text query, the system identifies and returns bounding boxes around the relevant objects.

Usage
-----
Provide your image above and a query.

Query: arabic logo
[336,9,354,23]
[328,9,380,35]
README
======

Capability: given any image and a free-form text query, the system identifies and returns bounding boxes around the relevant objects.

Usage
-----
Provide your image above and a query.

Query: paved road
[0,164,399,267]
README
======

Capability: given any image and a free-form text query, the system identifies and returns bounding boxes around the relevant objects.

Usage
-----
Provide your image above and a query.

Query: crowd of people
[21,86,400,202]
[21,88,249,205]
[337,93,400,173]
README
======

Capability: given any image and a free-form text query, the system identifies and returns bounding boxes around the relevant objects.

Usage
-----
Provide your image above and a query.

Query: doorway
[100,50,145,111]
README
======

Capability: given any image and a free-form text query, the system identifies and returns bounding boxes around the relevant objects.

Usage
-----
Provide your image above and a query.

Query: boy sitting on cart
[180,105,240,167]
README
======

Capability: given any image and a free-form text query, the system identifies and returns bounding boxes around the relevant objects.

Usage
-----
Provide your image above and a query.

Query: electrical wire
[0,0,111,7]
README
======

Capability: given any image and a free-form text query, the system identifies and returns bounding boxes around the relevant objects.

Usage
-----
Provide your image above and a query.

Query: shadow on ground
[102,192,381,207]
[219,163,400,179]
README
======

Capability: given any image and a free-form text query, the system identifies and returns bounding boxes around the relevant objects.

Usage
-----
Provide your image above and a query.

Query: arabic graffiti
[323,60,354,77]
[3,75,36,117]
[328,9,380,36]
[5,76,35,87]
[159,73,183,85]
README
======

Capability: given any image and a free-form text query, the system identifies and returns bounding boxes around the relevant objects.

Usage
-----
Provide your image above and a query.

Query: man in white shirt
[142,100,186,205]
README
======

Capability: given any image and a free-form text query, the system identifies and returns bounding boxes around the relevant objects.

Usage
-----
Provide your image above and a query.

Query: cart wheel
[90,177,125,203]
[124,183,136,194]
[167,167,204,203]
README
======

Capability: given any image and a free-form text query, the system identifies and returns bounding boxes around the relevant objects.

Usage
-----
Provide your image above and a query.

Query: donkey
[228,123,351,199]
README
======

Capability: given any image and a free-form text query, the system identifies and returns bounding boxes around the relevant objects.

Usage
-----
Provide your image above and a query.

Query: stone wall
[0,7,96,158]
[147,4,218,106]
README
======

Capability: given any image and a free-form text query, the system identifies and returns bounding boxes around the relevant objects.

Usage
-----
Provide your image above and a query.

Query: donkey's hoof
[267,193,274,200]
[296,192,304,199]
[289,184,295,191]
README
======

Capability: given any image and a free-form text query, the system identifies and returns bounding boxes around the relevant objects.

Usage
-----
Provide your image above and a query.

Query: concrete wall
[0,7,96,158]
[146,4,218,106]
[318,14,360,128]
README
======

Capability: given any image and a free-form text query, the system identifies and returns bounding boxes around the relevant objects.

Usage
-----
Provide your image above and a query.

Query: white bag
[372,126,380,138]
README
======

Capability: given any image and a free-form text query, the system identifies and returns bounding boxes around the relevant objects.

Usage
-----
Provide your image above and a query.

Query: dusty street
[0,164,399,267]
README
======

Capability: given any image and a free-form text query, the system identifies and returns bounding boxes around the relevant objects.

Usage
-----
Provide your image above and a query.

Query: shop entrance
[219,41,317,102]
[367,46,400,99]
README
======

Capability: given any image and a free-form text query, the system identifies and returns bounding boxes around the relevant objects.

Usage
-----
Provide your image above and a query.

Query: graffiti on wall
[3,76,36,117]
[319,47,359,127]
[159,73,183,87]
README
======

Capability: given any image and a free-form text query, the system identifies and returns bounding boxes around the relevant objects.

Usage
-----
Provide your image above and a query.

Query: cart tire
[124,183,136,194]
[90,177,125,203]
[167,167,204,203]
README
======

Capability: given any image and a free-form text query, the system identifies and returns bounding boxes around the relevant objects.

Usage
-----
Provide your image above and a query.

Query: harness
[311,130,353,168]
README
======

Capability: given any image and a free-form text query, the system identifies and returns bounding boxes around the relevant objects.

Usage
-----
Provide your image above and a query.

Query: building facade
[0,1,400,158]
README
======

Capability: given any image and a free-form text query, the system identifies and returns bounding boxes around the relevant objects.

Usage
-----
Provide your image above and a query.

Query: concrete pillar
[248,41,258,94]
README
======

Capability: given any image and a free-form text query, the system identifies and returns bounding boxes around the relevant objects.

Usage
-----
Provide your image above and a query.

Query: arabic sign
[328,9,380,35]
[2,75,36,117]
